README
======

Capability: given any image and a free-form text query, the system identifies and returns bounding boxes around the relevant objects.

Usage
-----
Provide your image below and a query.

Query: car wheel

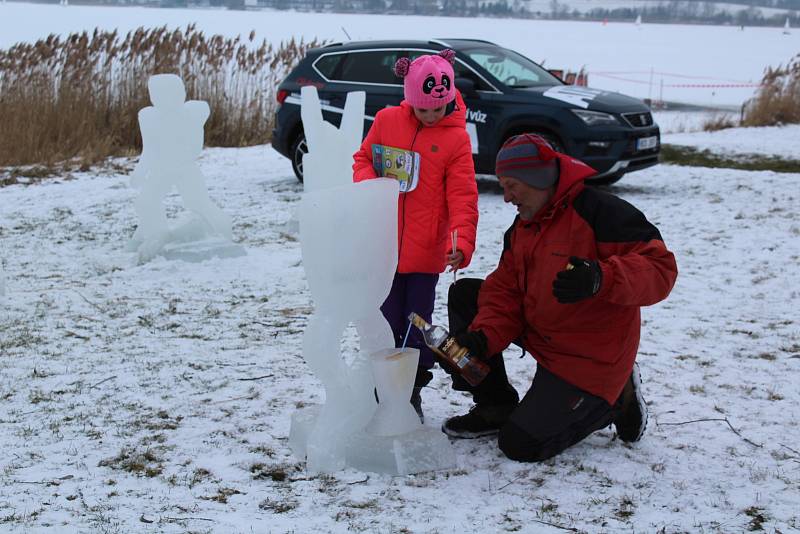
[290,133,307,182]
[528,131,565,153]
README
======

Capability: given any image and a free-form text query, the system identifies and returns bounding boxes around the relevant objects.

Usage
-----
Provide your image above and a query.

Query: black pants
[446,278,620,463]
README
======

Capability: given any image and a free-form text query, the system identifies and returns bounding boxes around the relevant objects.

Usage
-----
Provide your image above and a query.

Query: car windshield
[464,47,562,88]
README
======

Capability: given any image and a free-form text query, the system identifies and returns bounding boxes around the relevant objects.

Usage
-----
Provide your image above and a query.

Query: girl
[353,49,479,421]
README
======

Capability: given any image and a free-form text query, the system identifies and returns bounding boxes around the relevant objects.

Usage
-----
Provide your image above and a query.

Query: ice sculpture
[128,74,242,263]
[298,85,365,193]
[288,86,455,475]
[364,348,422,437]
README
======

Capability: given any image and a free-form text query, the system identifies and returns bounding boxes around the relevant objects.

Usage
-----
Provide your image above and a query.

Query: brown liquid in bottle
[408,312,490,386]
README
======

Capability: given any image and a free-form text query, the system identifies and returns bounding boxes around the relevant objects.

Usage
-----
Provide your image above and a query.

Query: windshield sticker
[543,86,606,109]
[466,109,487,123]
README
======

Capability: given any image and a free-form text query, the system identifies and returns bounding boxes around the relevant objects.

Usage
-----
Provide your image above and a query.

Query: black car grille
[621,112,654,128]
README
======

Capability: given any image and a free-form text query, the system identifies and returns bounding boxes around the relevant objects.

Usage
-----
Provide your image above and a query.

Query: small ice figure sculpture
[289,86,455,476]
[128,74,239,263]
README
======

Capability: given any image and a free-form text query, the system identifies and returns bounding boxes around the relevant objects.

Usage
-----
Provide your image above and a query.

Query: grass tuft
[744,506,768,531]
[98,446,165,477]
[660,145,800,173]
[702,113,739,132]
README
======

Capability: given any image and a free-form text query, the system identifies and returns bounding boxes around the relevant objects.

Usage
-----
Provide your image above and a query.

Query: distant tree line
[547,0,799,26]
[573,1,799,26]
[201,0,800,26]
[28,0,800,26]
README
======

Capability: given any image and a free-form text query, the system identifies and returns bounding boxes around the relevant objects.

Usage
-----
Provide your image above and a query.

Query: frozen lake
[1,2,798,106]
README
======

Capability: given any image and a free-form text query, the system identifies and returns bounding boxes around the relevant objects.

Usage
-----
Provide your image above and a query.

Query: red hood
[531,152,597,221]
[552,152,597,199]
[534,152,597,216]
[399,90,467,129]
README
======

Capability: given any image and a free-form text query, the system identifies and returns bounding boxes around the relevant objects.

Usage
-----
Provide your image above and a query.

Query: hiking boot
[410,387,424,424]
[441,404,516,439]
[614,363,648,442]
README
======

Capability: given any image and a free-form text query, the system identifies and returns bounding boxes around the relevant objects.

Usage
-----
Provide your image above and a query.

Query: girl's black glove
[552,256,602,303]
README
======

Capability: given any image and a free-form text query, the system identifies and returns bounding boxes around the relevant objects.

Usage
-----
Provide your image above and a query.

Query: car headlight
[571,109,620,126]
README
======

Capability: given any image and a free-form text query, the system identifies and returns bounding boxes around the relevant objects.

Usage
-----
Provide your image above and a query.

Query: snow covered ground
[663,124,800,159]
[1,2,798,106]
[1,123,799,532]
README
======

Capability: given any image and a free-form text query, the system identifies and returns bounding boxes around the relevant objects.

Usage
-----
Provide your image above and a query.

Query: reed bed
[742,53,800,127]
[0,26,321,168]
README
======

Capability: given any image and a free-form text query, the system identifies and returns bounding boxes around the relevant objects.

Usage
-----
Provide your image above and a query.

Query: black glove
[552,256,602,304]
[454,329,489,360]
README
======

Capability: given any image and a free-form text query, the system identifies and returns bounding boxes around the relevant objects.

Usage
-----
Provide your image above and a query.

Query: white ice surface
[1,3,799,106]
[2,122,799,531]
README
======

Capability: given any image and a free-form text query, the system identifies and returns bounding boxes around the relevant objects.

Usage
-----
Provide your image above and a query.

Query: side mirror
[455,77,478,98]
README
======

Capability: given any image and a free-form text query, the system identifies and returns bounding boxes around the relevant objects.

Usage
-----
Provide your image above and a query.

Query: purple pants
[380,272,439,383]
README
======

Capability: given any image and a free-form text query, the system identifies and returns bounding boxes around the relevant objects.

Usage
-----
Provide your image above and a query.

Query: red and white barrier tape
[590,72,762,88]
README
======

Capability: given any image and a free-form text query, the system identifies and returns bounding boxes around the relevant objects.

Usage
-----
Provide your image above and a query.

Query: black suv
[271,39,660,185]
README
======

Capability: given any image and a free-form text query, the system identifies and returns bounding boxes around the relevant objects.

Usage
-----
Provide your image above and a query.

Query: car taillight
[276,90,289,105]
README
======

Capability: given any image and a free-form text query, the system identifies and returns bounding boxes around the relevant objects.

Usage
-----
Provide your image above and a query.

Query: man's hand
[552,256,602,304]
[454,329,489,359]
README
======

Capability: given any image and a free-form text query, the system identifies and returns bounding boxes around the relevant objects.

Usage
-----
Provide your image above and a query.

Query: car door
[450,58,506,174]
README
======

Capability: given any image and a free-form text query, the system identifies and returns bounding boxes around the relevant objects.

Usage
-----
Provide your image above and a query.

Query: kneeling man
[444,134,678,462]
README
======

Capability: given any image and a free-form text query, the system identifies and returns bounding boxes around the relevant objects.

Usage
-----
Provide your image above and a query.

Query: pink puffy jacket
[353,91,478,274]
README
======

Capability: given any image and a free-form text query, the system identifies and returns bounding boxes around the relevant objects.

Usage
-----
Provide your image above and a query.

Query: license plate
[636,136,658,151]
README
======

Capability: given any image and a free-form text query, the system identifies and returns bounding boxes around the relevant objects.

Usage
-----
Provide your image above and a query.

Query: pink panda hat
[393,49,456,109]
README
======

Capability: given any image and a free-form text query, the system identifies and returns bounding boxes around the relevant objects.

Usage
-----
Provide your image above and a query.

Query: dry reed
[742,53,800,127]
[702,113,738,132]
[0,26,321,168]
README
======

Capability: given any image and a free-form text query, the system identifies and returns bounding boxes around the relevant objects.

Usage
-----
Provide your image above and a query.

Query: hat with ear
[393,49,456,109]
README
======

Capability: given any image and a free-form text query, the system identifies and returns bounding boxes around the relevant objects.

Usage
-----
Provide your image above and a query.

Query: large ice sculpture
[128,74,242,263]
[289,86,455,475]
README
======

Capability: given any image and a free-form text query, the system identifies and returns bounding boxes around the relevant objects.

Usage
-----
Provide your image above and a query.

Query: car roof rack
[323,42,344,48]
[435,38,498,46]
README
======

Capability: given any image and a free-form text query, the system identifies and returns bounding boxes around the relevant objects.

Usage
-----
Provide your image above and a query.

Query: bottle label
[440,337,456,357]
[439,337,470,367]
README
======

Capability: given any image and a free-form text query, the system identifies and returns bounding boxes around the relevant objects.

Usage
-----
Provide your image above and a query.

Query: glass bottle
[408,312,490,386]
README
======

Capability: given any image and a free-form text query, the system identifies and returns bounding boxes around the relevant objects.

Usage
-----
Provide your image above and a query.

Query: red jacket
[472,154,678,404]
[353,92,478,274]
